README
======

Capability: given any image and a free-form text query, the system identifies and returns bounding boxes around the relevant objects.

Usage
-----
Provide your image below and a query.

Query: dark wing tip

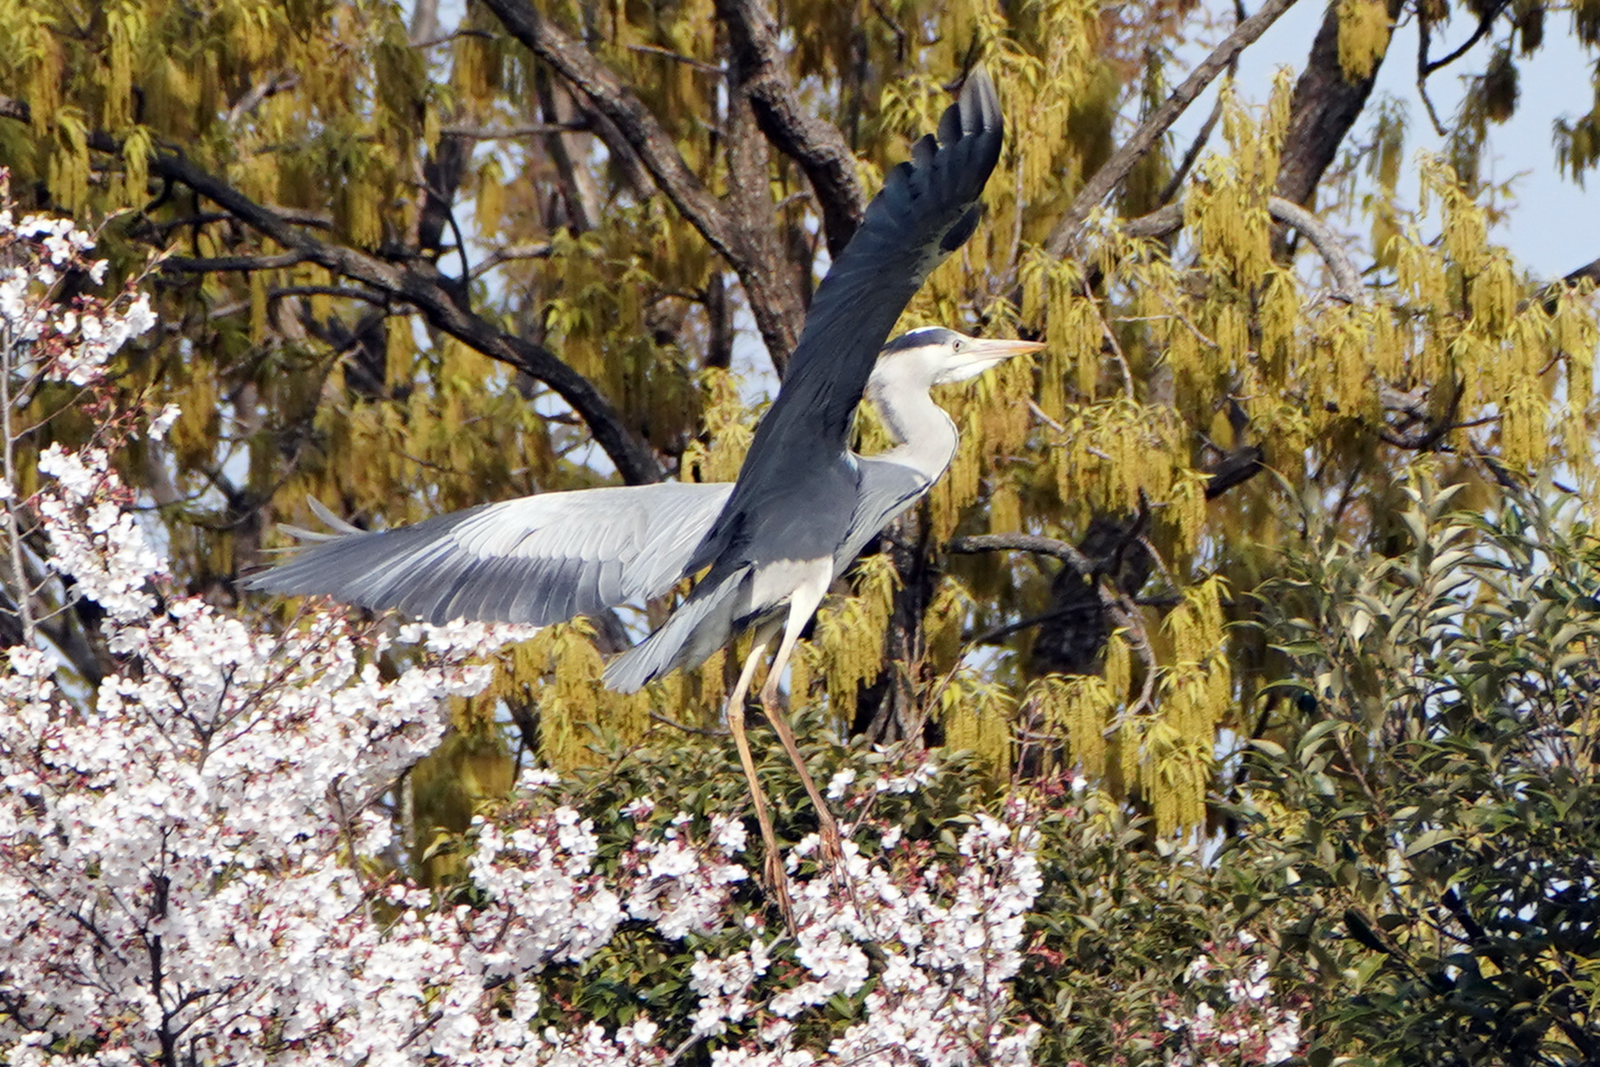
[924,64,1003,214]
[953,66,1001,142]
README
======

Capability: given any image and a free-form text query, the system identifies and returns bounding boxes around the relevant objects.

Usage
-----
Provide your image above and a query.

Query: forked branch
[717,0,866,257]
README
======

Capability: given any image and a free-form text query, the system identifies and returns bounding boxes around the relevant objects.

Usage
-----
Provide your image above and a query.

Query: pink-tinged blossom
[626,821,750,940]
[690,940,773,1037]
[621,795,657,820]
[711,812,749,856]
[1159,934,1308,1066]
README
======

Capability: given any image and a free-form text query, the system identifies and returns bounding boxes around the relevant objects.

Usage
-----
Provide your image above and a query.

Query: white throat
[863,359,960,483]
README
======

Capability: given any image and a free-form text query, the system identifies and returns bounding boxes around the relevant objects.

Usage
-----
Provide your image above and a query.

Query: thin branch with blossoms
[0,167,161,660]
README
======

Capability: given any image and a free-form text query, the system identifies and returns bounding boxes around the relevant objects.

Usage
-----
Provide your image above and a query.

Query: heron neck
[865,376,960,483]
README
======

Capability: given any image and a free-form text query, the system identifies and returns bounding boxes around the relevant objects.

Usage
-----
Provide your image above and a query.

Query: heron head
[873,327,1045,388]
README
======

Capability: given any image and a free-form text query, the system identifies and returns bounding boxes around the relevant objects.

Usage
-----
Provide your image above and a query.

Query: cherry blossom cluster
[1155,932,1307,1066]
[0,445,527,1064]
[657,783,1043,1066]
[0,170,156,388]
[0,192,1049,1066]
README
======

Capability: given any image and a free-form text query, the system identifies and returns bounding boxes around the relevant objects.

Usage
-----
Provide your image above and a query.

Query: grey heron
[249,68,1031,909]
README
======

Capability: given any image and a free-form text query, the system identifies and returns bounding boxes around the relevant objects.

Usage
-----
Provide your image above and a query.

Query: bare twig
[439,122,589,139]
[1415,13,1449,137]
[649,712,730,737]
[468,242,554,279]
[224,73,300,126]
[199,285,391,321]
[1027,398,1066,433]
[1158,77,1229,205]
[626,43,724,75]
[1,324,35,644]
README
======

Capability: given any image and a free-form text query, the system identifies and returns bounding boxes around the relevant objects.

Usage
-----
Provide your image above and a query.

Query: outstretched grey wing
[693,67,1003,569]
[245,483,733,626]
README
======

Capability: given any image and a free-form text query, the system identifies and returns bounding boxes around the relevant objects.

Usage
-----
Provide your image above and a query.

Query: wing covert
[834,455,935,571]
[245,482,733,627]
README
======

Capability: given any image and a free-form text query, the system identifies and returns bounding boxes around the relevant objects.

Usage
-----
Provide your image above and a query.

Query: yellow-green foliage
[1337,0,1393,80]
[1146,577,1230,834]
[508,620,650,771]
[940,672,1017,775]
[1187,77,1294,292]
[681,367,758,484]
[991,90,1597,833]
[19,0,1600,846]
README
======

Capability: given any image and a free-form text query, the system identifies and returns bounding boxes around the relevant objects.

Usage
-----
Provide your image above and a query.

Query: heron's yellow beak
[940,337,1046,383]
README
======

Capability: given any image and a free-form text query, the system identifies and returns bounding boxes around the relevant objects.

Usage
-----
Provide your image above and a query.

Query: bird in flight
[250,67,1033,917]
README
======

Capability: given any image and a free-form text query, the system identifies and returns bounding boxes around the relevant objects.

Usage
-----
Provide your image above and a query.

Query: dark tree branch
[947,532,1095,575]
[950,522,1160,688]
[1263,197,1364,300]
[1204,446,1265,499]
[416,131,470,279]
[535,69,604,233]
[1421,0,1510,76]
[1561,255,1600,288]
[134,207,333,234]
[1526,252,1600,313]
[440,121,590,139]
[0,94,664,485]
[478,0,804,366]
[724,66,805,375]
[201,285,390,320]
[164,251,307,273]
[716,0,867,258]
[1045,0,1300,257]
[1415,11,1449,136]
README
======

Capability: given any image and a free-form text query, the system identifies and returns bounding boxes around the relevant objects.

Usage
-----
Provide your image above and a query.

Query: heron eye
[952,339,965,352]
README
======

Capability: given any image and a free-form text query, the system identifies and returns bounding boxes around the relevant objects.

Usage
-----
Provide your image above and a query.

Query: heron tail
[603,565,751,693]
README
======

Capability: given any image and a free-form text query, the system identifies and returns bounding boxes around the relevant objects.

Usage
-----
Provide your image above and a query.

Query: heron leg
[758,575,843,867]
[726,627,793,926]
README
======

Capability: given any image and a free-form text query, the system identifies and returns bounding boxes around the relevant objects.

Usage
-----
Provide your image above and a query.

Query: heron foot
[763,843,795,928]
